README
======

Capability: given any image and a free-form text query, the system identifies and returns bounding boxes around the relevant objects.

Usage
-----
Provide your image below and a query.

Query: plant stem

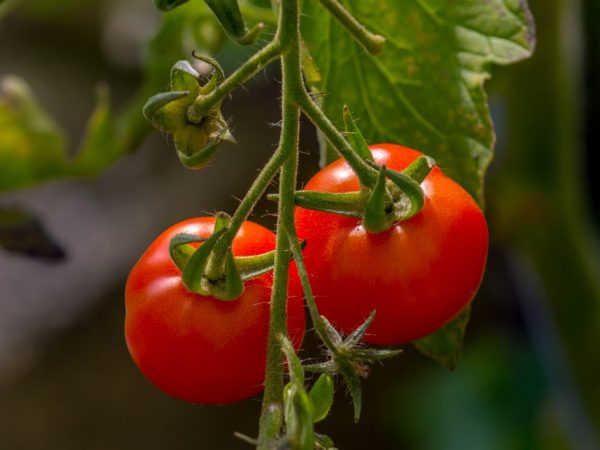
[257,104,300,449]
[240,3,277,26]
[317,0,385,55]
[257,125,298,449]
[294,89,377,186]
[257,0,302,447]
[205,130,298,277]
[285,226,338,353]
[189,39,281,118]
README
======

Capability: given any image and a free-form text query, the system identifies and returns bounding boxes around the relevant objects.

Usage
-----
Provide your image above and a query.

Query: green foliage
[302,0,535,201]
[0,1,211,192]
[309,374,334,423]
[413,307,471,370]
[0,76,68,191]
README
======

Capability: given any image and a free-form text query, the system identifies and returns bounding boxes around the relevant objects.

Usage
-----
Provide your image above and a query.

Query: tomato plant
[125,217,306,404]
[0,0,536,446]
[295,144,489,345]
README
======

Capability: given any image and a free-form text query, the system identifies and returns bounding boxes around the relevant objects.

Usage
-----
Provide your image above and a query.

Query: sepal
[143,91,189,132]
[286,140,436,232]
[269,190,365,218]
[143,56,234,170]
[180,227,227,295]
[168,214,298,301]
[306,312,401,422]
[363,165,390,233]
[343,105,373,163]
[168,233,207,270]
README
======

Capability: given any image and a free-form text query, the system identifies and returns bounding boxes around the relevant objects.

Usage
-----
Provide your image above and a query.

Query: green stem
[317,0,385,55]
[294,89,377,186]
[240,2,277,26]
[257,0,302,447]
[285,226,339,353]
[203,133,296,280]
[258,105,300,449]
[189,39,281,118]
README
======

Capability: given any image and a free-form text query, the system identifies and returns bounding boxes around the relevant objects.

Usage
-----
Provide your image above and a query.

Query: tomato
[125,217,306,404]
[295,144,488,345]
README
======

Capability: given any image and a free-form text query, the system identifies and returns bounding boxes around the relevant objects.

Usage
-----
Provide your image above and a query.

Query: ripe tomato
[125,217,305,404]
[295,144,488,345]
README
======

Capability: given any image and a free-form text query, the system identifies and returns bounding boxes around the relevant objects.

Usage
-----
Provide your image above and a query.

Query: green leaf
[0,1,214,193]
[0,76,68,191]
[68,84,119,177]
[308,374,334,423]
[302,0,535,202]
[413,307,471,370]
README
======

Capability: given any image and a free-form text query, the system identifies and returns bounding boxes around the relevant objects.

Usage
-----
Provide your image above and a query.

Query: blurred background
[1,0,599,449]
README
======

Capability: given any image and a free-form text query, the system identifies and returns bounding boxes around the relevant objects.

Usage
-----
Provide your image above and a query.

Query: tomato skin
[295,144,488,345]
[125,217,305,404]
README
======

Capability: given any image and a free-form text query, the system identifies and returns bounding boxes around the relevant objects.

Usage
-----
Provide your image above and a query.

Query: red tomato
[295,144,488,345]
[125,217,305,404]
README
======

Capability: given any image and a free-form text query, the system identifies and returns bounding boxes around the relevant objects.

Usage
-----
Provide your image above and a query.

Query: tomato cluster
[124,144,488,404]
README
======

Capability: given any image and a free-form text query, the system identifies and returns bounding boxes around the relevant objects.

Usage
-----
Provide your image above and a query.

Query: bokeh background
[1,0,599,449]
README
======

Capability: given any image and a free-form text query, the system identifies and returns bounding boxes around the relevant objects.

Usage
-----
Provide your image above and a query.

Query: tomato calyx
[304,312,401,422]
[271,154,435,233]
[143,55,234,169]
[273,109,436,232]
[168,213,292,300]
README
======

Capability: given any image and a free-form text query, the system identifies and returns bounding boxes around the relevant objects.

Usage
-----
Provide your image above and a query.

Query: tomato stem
[316,0,385,55]
[188,39,281,118]
[285,226,339,353]
[294,89,378,187]
[257,1,302,446]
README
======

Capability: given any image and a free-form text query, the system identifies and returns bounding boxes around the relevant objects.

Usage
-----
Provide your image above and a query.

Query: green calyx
[303,312,401,423]
[272,107,436,233]
[168,213,280,301]
[270,155,435,233]
[143,56,234,170]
